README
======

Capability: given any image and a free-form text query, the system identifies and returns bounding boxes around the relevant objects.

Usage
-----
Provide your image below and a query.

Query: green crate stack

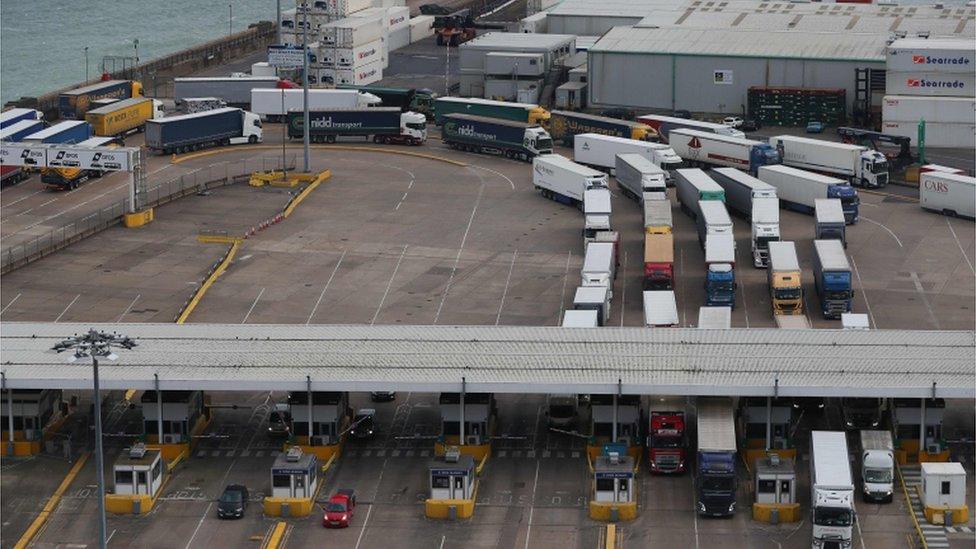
[748,88,847,127]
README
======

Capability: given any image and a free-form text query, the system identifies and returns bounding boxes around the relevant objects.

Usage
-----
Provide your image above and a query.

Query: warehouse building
[459,32,576,98]
[588,27,886,114]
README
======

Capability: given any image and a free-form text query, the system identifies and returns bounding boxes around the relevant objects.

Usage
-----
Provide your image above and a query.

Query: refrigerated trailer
[768,135,888,189]
[669,129,780,175]
[675,168,724,220]
[709,168,776,219]
[919,171,976,220]
[758,165,859,224]
[250,88,381,121]
[616,153,667,201]
[696,200,733,249]
[533,154,607,207]
[573,133,682,175]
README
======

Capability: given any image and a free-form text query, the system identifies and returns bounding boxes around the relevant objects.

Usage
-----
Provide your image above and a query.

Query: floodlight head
[105,353,119,362]
[67,354,79,363]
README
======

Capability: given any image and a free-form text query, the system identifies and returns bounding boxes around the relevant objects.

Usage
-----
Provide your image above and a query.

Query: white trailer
[322,14,385,48]
[697,200,733,248]
[775,315,810,329]
[810,431,855,549]
[768,135,888,189]
[750,197,780,268]
[637,114,745,143]
[581,242,615,295]
[533,154,608,207]
[250,89,381,121]
[697,306,731,329]
[757,165,859,224]
[675,168,724,220]
[174,77,281,108]
[616,153,667,201]
[643,290,678,327]
[709,168,776,218]
[573,286,610,326]
[815,199,847,246]
[643,195,673,234]
[573,133,682,175]
[919,171,976,220]
[583,188,612,242]
[859,430,894,503]
[670,129,779,173]
[562,309,599,328]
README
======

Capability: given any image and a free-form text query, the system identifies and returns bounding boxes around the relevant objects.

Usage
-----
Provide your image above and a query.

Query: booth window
[432,475,450,489]
[137,471,147,485]
[115,470,133,485]
[442,421,460,436]
[596,478,614,492]
[941,481,951,495]
[619,479,629,493]
[295,475,305,490]
[273,474,291,488]
[780,480,791,495]
[153,460,162,481]
[454,476,464,490]
[758,479,776,494]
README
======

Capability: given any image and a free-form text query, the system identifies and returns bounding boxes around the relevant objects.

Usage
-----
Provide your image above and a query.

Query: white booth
[754,453,796,505]
[921,462,968,526]
[592,453,635,503]
[428,450,475,501]
[113,443,164,497]
[271,447,319,499]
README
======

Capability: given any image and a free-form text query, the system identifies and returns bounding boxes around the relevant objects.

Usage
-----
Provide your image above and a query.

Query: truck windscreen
[814,507,853,527]
[700,475,735,492]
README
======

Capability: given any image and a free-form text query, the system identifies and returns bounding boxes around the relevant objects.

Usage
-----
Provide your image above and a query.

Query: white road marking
[556,250,572,324]
[523,459,541,549]
[1,293,22,316]
[1,190,43,208]
[619,250,628,327]
[183,502,213,549]
[54,294,81,322]
[241,287,266,324]
[438,536,446,549]
[392,168,417,211]
[106,529,117,543]
[945,216,974,274]
[848,254,875,329]
[434,180,485,324]
[116,294,141,322]
[354,457,388,549]
[469,164,516,190]
[910,271,940,329]
[307,250,346,325]
[19,182,129,232]
[372,245,408,325]
[861,216,903,248]
[495,249,518,325]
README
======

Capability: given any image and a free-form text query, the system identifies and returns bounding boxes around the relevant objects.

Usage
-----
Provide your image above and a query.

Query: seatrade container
[882,96,976,124]
[886,38,975,74]
[885,71,975,97]
[881,120,975,149]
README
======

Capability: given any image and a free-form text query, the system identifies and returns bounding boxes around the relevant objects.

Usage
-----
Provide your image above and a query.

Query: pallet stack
[747,87,846,127]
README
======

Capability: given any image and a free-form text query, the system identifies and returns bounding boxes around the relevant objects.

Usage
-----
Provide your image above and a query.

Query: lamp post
[52,330,137,549]
[229,4,233,36]
[84,46,90,82]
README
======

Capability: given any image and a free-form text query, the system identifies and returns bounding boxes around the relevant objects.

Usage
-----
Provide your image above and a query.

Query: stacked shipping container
[747,87,846,127]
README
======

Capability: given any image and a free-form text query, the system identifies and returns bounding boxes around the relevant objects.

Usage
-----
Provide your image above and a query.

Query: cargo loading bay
[1,129,975,549]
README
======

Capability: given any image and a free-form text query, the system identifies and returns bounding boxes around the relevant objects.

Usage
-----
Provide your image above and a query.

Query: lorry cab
[748,143,781,175]
[525,126,553,156]
[399,111,428,144]
[233,111,262,145]
[860,150,888,188]
[546,394,580,427]
[826,183,859,224]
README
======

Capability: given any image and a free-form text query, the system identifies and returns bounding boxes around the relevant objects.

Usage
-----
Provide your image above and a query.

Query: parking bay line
[371,245,408,325]
[54,294,81,323]
[1,293,22,316]
[434,180,486,324]
[306,250,346,325]
[495,249,518,325]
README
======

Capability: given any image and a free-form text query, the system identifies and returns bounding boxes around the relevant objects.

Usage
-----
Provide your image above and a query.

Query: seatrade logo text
[906,78,966,90]
[911,54,971,67]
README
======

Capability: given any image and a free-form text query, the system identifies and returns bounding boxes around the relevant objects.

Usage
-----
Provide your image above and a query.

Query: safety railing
[1,155,296,275]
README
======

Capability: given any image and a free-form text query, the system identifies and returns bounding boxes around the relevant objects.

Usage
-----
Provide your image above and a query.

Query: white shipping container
[322,15,384,47]
[919,171,976,220]
[315,0,373,17]
[319,38,384,68]
[881,120,975,149]
[882,95,976,125]
[388,25,410,52]
[885,70,975,98]
[886,38,976,74]
[317,60,384,86]
[410,16,434,42]
[386,5,409,30]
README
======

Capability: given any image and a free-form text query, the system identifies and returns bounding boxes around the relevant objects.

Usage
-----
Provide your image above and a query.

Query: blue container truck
[59,80,144,120]
[0,119,47,142]
[813,239,853,319]
[286,108,427,145]
[0,108,42,129]
[22,121,93,144]
[145,107,262,154]
[696,397,737,517]
[441,113,553,161]
[704,234,736,309]
[758,165,859,224]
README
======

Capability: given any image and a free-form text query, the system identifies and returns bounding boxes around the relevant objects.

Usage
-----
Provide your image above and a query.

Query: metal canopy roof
[2,323,973,398]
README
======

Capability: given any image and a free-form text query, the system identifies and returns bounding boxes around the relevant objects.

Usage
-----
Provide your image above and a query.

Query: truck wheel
[327,136,336,144]
[248,135,257,144]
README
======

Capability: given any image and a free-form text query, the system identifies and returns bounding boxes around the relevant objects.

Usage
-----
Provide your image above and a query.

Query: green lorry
[433,97,550,126]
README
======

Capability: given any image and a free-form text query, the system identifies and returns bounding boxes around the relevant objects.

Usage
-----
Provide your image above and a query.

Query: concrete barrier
[752,502,802,523]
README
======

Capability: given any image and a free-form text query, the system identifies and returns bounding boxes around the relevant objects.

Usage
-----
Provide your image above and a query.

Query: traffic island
[123,208,154,228]
[248,171,319,188]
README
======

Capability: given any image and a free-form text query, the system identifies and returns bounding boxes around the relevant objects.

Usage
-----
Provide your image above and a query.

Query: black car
[672,109,692,119]
[740,119,761,132]
[267,406,292,438]
[350,409,376,440]
[217,484,249,519]
[600,107,635,120]
[370,391,396,402]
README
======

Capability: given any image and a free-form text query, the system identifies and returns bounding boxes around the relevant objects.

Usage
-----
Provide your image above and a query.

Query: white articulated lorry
[643,290,678,327]
[250,88,380,121]
[533,154,608,208]
[919,171,976,220]
[615,153,667,201]
[583,187,612,242]
[573,133,682,178]
[769,135,888,189]
[810,431,855,549]
[581,242,616,297]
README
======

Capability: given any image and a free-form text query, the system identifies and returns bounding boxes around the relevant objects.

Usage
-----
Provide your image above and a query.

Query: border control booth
[141,390,209,461]
[2,389,64,456]
[589,452,637,521]
[892,398,949,463]
[287,391,350,460]
[437,392,495,460]
[264,447,319,517]
[106,443,165,515]
[425,447,477,519]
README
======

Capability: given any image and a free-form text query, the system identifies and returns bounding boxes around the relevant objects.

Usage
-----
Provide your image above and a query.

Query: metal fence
[1,154,296,275]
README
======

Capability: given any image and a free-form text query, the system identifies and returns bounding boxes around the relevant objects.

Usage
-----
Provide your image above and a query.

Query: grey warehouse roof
[460,32,577,50]
[590,26,887,62]
[1,323,973,398]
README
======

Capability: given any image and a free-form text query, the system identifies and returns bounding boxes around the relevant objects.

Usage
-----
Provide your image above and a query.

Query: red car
[323,489,356,528]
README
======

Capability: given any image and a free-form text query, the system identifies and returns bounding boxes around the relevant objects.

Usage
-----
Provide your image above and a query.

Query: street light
[229,3,233,36]
[52,330,137,549]
[84,46,90,82]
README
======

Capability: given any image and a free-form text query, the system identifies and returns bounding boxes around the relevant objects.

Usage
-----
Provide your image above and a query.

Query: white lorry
[581,242,616,297]
[810,431,855,549]
[675,168,725,220]
[769,135,888,189]
[250,88,381,121]
[758,164,860,224]
[643,194,673,234]
[859,430,894,503]
[815,199,847,247]
[583,187,612,242]
[669,129,780,174]
[697,200,734,248]
[573,133,682,177]
[750,197,780,268]
[697,306,731,329]
[643,290,678,327]
[616,153,668,201]
[533,154,608,208]
[562,309,599,328]
[573,286,610,326]
[919,171,976,220]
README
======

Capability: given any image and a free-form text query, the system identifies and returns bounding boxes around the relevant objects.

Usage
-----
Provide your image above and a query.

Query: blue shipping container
[0,108,41,129]
[146,108,244,150]
[0,119,46,142]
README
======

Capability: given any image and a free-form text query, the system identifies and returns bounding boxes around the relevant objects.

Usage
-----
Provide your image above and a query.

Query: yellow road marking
[175,241,241,324]
[14,452,90,549]
[171,144,467,166]
[264,521,288,549]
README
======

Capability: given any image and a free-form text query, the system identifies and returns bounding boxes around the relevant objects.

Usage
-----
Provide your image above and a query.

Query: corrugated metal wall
[547,15,642,36]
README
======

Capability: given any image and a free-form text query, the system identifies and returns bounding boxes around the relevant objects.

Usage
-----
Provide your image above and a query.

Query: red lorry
[643,233,674,290]
[323,489,356,528]
[647,397,687,474]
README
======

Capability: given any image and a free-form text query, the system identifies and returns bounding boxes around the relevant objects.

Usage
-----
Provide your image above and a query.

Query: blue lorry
[22,121,92,144]
[146,107,262,154]
[704,234,736,309]
[441,113,552,161]
[812,239,853,319]
[696,397,737,517]
[0,108,42,129]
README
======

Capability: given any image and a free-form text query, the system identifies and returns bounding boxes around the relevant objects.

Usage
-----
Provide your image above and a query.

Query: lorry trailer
[769,135,888,189]
[643,195,673,234]
[0,119,46,142]
[813,239,853,320]
[704,233,736,309]
[561,310,599,328]
[22,121,92,144]
[697,306,731,329]
[146,107,262,154]
[443,113,551,161]
[583,187,612,241]
[251,88,381,121]
[919,171,976,220]
[616,153,667,201]
[767,241,803,315]
[532,154,607,207]
[675,168,724,220]
[637,114,745,143]
[0,108,41,129]
[287,107,427,145]
[59,80,144,119]
[573,286,610,326]
[433,97,549,126]
[581,242,616,295]
[696,397,737,517]
[709,168,776,219]
[758,164,859,224]
[859,430,894,503]
[810,431,855,549]
[546,110,657,146]
[647,396,687,474]
[815,199,847,247]
[696,200,733,249]
[339,86,437,118]
[572,133,681,176]
[174,77,283,108]
[750,197,780,268]
[642,290,678,327]
[643,233,674,291]
[85,97,164,137]
[669,129,780,175]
